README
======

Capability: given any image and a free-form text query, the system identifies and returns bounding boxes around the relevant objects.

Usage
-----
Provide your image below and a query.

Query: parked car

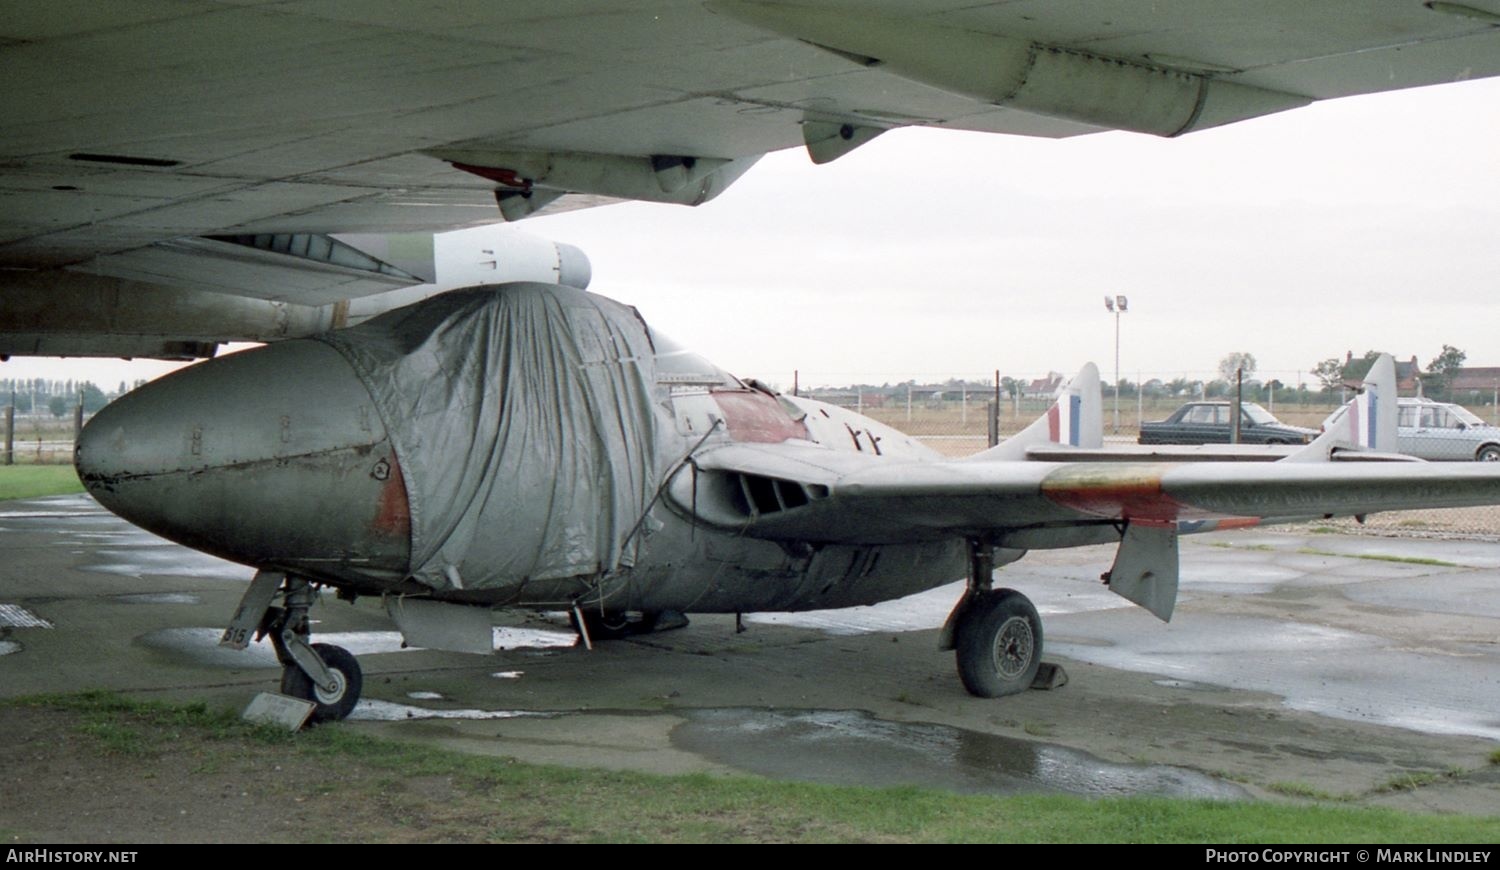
[1138,401,1317,445]
[1396,398,1500,461]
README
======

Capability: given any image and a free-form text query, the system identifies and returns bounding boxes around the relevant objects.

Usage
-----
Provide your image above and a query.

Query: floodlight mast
[1105,295,1128,433]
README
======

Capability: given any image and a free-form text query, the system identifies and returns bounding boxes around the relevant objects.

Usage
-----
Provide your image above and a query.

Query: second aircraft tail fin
[1284,353,1404,462]
[967,363,1102,462]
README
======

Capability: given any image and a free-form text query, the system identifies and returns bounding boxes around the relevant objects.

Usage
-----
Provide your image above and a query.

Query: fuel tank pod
[75,340,412,589]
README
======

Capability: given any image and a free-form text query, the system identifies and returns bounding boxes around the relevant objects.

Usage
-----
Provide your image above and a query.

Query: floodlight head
[1116,295,1129,312]
[1103,296,1114,312]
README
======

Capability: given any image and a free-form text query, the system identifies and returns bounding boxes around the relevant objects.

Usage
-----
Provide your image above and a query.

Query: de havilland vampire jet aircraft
[74,286,1500,720]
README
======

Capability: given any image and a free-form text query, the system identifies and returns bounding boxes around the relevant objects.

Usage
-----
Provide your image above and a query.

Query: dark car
[1138,401,1317,445]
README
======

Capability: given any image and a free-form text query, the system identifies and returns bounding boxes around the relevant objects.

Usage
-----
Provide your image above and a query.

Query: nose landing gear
[222,571,363,723]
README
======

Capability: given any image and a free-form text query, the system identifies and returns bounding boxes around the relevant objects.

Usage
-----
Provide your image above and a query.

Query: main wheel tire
[1477,445,1500,462]
[955,589,1043,698]
[570,610,660,641]
[281,642,362,723]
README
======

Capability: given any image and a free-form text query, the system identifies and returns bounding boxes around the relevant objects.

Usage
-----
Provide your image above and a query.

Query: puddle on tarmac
[491,671,524,679]
[494,626,575,649]
[1050,612,1500,740]
[672,708,1245,799]
[0,604,52,629]
[135,628,414,668]
[1152,679,1221,692]
[349,699,551,722]
[110,592,202,606]
[0,495,98,519]
[407,691,444,700]
[82,548,250,581]
[136,625,573,669]
[747,579,1127,636]
[0,640,21,656]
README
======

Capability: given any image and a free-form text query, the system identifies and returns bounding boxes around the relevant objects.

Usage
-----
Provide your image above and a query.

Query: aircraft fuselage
[76,283,968,618]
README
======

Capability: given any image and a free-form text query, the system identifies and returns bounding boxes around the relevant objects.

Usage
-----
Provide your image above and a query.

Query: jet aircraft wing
[688,442,1500,547]
[6,2,1500,358]
[680,352,1500,620]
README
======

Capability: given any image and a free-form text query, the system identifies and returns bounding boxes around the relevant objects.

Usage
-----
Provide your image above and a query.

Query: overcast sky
[9,75,1499,392]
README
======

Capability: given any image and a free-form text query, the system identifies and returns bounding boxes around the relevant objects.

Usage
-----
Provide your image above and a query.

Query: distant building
[1345,352,1423,393]
[1022,372,1064,399]
[1448,367,1500,400]
[1394,356,1422,393]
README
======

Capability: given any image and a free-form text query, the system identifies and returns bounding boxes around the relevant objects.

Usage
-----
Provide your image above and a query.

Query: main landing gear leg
[268,577,362,723]
[945,539,1054,698]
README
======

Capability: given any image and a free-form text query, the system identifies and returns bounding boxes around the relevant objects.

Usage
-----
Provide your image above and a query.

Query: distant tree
[1312,358,1344,395]
[80,382,107,413]
[1000,376,1021,399]
[1165,377,1193,397]
[1218,352,1257,383]
[1425,344,1467,398]
[47,395,67,418]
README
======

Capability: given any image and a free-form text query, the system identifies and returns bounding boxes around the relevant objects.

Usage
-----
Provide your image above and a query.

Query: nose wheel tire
[281,642,362,723]
[955,589,1042,698]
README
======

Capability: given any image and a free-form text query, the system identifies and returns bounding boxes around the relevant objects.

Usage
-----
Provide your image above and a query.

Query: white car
[1397,399,1500,462]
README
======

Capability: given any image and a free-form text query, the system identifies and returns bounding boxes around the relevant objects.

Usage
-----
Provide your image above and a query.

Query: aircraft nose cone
[77,339,411,586]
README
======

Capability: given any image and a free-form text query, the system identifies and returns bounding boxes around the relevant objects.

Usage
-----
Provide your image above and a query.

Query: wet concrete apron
[3,495,1499,812]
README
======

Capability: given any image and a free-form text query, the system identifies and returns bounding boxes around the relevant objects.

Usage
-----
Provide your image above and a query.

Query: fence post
[3,399,12,466]
[987,400,999,447]
[73,391,84,450]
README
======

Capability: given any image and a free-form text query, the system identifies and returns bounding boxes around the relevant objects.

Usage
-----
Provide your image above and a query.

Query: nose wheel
[279,642,362,722]
[261,576,364,723]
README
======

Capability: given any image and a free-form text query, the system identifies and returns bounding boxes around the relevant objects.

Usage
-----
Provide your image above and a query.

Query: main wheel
[955,589,1042,698]
[281,642,362,723]
[1477,445,1500,462]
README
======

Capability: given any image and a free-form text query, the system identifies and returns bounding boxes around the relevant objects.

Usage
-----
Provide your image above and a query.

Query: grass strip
[5,692,1497,844]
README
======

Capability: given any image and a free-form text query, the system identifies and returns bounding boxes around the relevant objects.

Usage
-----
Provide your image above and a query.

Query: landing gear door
[219,569,283,650]
[1105,523,1179,622]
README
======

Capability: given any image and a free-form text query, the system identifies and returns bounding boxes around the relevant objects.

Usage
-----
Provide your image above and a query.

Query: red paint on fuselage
[711,389,810,444]
[374,453,412,538]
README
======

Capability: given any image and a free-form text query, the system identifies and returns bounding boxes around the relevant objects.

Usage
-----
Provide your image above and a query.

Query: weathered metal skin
[76,340,412,588]
[75,285,972,614]
[601,518,966,614]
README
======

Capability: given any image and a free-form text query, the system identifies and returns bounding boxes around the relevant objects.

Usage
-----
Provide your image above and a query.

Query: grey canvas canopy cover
[319,283,664,594]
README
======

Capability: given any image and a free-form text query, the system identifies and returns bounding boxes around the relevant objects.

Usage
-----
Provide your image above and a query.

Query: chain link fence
[6,377,1499,539]
[1,408,84,466]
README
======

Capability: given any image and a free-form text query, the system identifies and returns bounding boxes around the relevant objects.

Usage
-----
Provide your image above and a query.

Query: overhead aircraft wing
[5,2,1500,357]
